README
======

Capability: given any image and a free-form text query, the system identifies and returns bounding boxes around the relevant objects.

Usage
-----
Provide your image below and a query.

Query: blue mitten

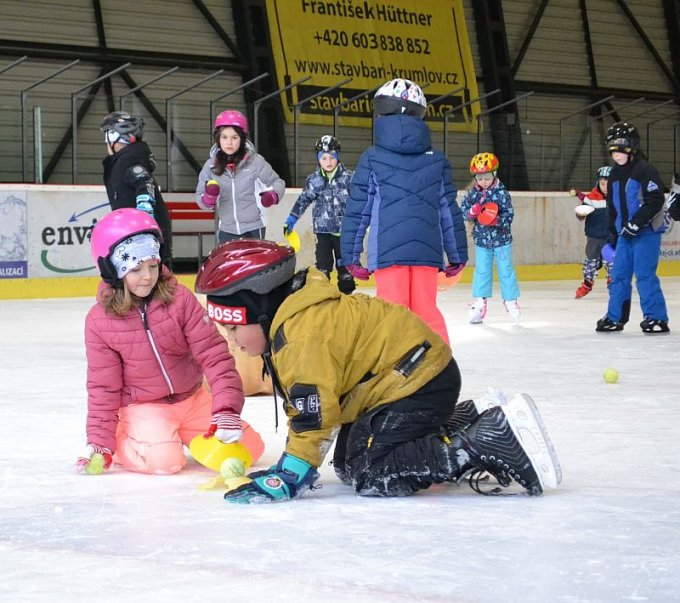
[136,194,155,217]
[283,215,298,236]
[225,453,319,504]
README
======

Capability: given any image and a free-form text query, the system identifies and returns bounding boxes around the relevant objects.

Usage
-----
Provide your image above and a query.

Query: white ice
[1,278,680,602]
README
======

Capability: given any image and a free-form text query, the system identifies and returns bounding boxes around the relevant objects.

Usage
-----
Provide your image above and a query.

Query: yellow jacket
[269,268,452,467]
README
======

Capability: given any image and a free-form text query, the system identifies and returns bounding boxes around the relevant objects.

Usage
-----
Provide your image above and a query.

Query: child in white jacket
[195,109,285,243]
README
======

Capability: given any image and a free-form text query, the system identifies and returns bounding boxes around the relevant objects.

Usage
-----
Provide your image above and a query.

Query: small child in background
[460,152,521,324]
[284,135,355,294]
[77,208,262,476]
[570,165,612,298]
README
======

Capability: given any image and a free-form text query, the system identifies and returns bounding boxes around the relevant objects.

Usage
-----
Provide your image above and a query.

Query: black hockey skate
[640,317,670,335]
[447,388,509,432]
[457,394,562,496]
[595,316,624,332]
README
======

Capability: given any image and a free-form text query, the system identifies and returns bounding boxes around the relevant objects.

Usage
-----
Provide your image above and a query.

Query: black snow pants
[332,359,463,496]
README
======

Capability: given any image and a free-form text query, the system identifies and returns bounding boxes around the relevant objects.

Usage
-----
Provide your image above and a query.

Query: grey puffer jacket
[195,141,286,235]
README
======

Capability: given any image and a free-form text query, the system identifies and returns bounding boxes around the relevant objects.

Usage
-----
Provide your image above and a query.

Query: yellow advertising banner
[265,0,480,131]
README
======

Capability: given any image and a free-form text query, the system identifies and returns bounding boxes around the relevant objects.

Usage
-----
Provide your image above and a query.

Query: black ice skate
[447,387,509,432]
[595,316,624,332]
[640,317,670,335]
[457,394,562,496]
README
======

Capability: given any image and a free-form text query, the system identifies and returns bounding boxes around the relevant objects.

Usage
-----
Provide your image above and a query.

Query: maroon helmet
[195,239,296,297]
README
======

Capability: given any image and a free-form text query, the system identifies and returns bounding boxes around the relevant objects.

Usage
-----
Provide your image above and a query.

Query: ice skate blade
[502,394,562,490]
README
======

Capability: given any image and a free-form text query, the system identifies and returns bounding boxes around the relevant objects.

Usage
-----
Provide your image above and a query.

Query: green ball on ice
[220,457,246,479]
[85,453,105,475]
[603,368,619,384]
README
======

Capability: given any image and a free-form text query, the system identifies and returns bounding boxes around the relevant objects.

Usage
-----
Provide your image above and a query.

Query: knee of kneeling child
[118,440,186,475]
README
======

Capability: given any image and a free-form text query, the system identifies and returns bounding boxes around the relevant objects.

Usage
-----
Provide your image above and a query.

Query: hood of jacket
[375,114,431,155]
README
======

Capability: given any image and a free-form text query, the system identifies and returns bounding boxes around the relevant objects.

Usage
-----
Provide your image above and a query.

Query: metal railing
[7,61,680,192]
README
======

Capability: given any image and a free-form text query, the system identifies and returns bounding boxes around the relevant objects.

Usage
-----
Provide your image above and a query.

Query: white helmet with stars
[373,78,427,118]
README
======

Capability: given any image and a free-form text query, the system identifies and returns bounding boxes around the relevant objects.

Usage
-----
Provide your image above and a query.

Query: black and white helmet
[100,111,144,145]
[606,122,639,155]
[373,78,427,118]
[315,135,341,154]
[596,165,612,179]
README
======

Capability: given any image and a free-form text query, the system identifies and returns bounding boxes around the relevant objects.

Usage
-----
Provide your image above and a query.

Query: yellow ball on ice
[220,457,246,479]
[603,368,619,384]
[85,452,105,475]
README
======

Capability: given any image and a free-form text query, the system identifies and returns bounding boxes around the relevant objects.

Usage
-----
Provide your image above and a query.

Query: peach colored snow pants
[114,387,262,475]
[374,265,450,346]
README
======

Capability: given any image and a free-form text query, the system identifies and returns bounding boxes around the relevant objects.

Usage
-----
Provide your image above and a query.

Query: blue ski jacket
[340,114,467,271]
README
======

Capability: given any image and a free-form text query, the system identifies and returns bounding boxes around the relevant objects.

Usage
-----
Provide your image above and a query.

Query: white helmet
[373,78,427,118]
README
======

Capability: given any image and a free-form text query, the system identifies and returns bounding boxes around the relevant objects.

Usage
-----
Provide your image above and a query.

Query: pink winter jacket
[84,271,244,453]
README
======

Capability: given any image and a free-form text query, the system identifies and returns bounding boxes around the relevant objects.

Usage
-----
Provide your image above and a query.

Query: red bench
[165,198,216,269]
[166,200,214,222]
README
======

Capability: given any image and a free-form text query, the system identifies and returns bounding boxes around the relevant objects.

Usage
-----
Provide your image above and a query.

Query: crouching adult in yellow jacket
[196,239,561,503]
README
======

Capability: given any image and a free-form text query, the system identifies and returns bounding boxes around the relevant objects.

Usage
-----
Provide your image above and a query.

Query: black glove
[668,190,680,222]
[620,222,640,238]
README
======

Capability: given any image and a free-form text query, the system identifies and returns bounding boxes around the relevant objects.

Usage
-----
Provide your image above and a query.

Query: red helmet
[195,239,296,297]
[213,110,249,135]
[469,152,499,175]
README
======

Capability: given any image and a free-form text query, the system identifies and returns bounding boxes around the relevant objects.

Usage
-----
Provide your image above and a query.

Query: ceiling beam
[0,39,246,71]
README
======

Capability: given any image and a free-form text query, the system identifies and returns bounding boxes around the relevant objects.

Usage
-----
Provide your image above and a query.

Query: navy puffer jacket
[340,114,467,271]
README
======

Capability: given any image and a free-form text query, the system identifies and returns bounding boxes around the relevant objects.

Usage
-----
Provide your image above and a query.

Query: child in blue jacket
[284,136,355,294]
[596,122,669,334]
[340,79,468,346]
[460,153,520,324]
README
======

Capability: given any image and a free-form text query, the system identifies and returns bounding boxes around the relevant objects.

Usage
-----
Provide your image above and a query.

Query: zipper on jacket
[395,341,431,377]
[230,173,241,235]
[139,302,175,395]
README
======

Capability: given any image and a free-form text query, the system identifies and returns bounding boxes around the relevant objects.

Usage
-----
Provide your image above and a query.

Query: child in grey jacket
[195,109,285,243]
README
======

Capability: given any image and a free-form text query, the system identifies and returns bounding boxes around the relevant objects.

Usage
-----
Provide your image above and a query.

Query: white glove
[211,412,243,443]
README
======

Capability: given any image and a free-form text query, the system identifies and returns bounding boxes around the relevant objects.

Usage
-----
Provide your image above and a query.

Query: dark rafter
[511,0,549,78]
[91,0,116,113]
[580,0,598,88]
[190,0,246,64]
[662,0,680,87]
[0,38,245,71]
[616,0,680,94]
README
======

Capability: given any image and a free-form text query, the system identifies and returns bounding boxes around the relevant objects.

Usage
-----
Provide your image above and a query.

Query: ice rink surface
[1,277,679,602]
